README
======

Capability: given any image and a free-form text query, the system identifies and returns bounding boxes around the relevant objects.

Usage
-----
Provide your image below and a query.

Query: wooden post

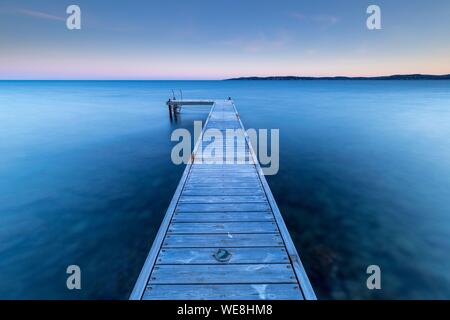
[168,102,173,120]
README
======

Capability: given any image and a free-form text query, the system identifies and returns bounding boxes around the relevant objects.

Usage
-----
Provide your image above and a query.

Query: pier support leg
[168,105,173,121]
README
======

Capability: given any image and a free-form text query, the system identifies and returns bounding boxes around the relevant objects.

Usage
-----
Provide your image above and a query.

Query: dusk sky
[0,0,449,79]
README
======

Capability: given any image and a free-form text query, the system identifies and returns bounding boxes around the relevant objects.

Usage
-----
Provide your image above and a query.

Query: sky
[0,0,449,79]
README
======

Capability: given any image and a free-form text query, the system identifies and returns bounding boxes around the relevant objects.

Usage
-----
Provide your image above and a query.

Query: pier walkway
[130,100,316,300]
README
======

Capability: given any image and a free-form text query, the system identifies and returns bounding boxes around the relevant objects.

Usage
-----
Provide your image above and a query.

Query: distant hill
[226,74,450,81]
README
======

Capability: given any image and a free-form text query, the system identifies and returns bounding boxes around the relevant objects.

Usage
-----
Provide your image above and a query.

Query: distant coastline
[226,74,450,81]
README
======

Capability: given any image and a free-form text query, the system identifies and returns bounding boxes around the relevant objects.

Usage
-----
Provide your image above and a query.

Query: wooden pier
[167,99,214,117]
[130,99,316,300]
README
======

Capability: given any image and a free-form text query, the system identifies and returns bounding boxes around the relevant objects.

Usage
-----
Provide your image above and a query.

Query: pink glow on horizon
[1,51,449,80]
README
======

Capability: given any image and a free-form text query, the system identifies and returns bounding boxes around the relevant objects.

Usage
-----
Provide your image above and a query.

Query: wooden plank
[149,264,297,284]
[188,178,258,183]
[197,154,252,159]
[193,156,253,159]
[197,150,251,155]
[192,163,256,172]
[199,144,248,148]
[189,170,257,175]
[179,195,266,203]
[188,175,258,180]
[190,168,254,173]
[157,247,289,265]
[193,158,253,163]
[167,100,214,106]
[176,203,271,212]
[189,171,255,176]
[163,233,284,248]
[143,284,303,300]
[168,222,278,234]
[200,147,249,150]
[189,172,257,178]
[183,183,261,189]
[191,164,256,170]
[173,211,274,222]
[187,178,260,184]
[200,141,248,145]
[203,129,249,133]
[200,148,250,153]
[190,167,254,173]
[182,188,264,196]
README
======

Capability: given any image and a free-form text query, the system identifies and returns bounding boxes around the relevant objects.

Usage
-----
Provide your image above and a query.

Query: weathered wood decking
[130,100,316,300]
[167,99,215,107]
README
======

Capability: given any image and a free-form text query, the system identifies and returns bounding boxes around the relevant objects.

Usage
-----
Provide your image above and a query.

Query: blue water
[0,80,449,299]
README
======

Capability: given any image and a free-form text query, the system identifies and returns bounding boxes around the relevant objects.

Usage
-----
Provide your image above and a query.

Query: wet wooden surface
[131,100,316,300]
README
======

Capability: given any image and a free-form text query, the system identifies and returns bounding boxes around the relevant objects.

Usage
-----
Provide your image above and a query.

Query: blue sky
[0,0,449,79]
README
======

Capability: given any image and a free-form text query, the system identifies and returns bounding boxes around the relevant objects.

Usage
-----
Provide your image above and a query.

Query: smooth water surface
[0,80,449,299]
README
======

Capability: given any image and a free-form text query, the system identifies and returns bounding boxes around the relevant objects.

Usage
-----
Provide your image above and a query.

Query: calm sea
[0,80,449,299]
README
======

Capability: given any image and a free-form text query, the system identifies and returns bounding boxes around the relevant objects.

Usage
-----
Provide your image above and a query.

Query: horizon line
[1,73,450,82]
